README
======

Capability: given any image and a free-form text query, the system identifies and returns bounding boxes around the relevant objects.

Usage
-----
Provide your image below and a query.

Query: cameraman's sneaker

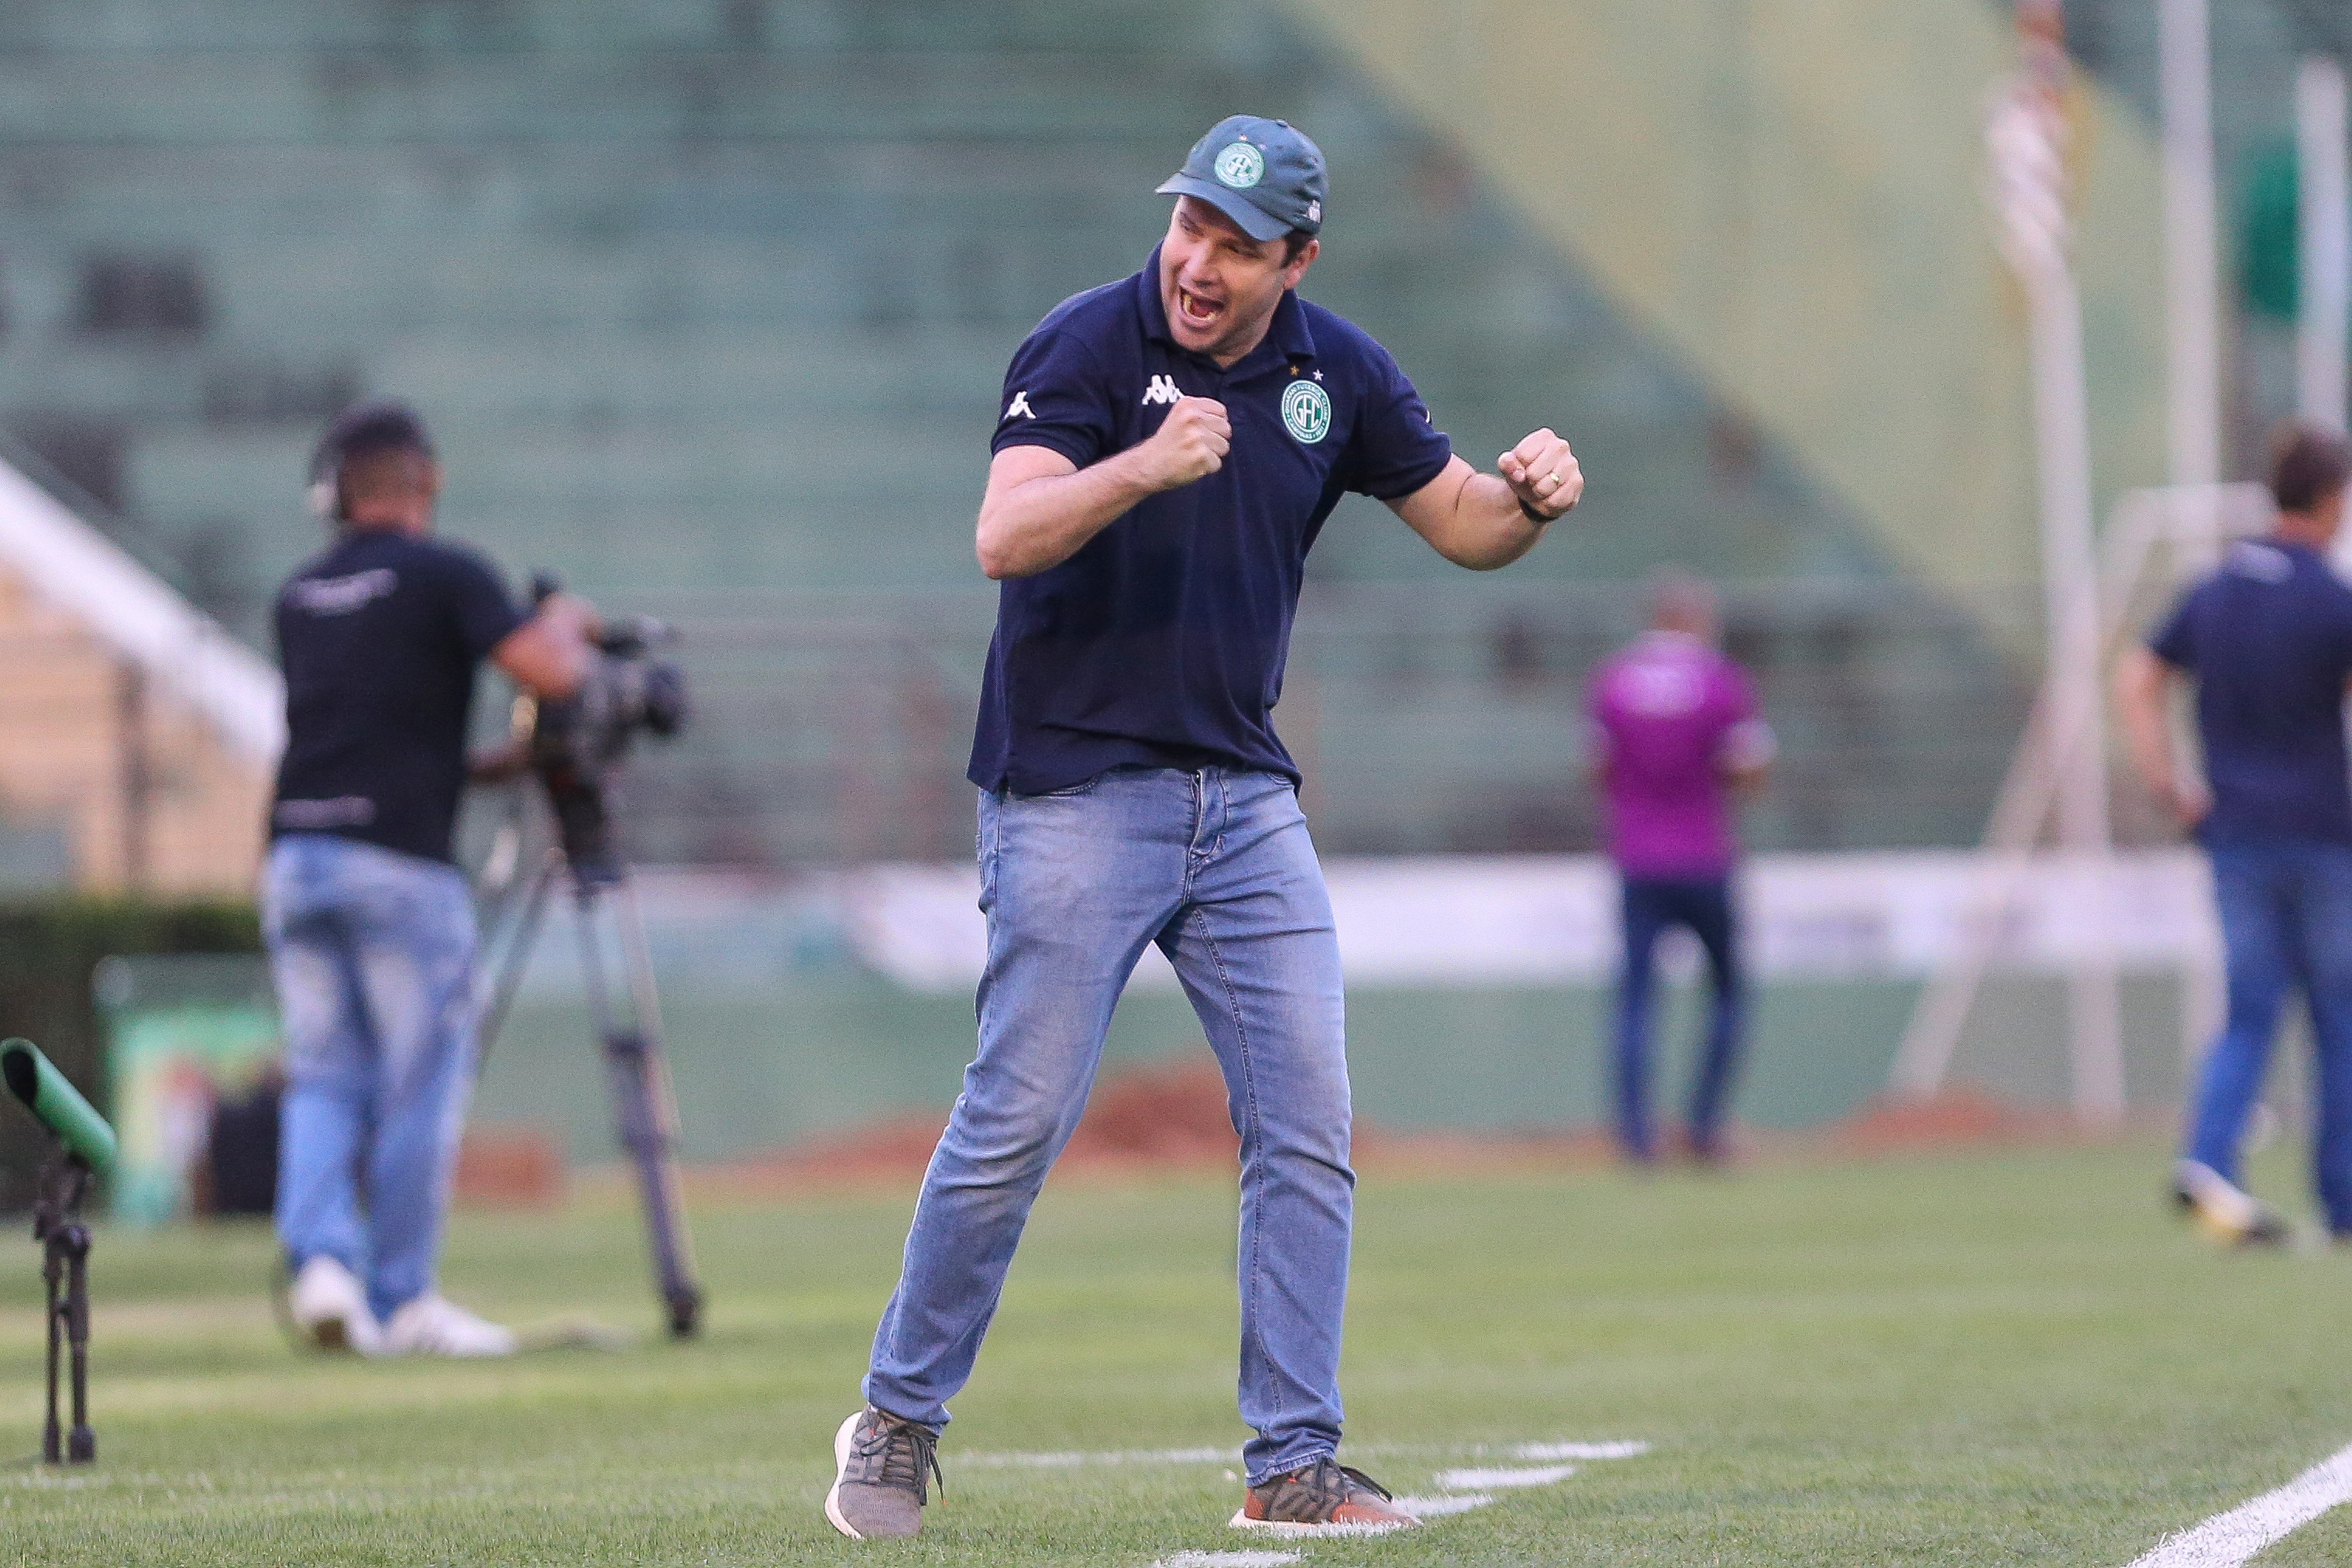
[2173,1160,2293,1248]
[381,1293,518,1357]
[1230,1456,1420,1534]
[824,1405,942,1540]
[287,1256,379,1355]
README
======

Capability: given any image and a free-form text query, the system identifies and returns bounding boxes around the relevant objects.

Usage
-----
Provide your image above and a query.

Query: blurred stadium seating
[0,0,2068,869]
[0,0,2334,875]
[0,0,2339,1150]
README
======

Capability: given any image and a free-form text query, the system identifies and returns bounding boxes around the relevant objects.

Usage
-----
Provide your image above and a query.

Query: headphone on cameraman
[305,401,435,522]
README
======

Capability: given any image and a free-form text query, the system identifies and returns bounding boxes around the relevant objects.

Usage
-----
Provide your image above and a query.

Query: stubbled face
[1158,197,1317,365]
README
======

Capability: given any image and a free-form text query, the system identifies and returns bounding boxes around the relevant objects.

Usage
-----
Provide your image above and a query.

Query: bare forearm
[493,597,595,700]
[976,452,1159,579]
[2113,652,2177,793]
[1405,464,1547,571]
[1444,472,1549,569]
[1391,438,1578,570]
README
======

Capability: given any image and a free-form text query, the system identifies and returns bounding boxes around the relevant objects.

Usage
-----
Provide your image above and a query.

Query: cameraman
[266,402,594,1357]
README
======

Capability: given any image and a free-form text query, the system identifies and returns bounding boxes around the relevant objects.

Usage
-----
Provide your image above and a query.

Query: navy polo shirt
[968,245,1453,794]
[2150,538,2352,845]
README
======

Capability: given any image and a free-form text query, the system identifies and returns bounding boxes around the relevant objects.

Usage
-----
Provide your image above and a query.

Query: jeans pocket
[976,791,1001,912]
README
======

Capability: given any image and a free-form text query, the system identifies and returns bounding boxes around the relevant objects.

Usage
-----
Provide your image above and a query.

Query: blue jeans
[865,767,1353,1485]
[263,834,480,1322]
[1613,875,1747,1161]
[2186,841,2352,1234]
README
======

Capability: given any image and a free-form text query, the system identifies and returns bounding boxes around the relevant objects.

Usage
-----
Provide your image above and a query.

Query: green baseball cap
[1155,115,1327,242]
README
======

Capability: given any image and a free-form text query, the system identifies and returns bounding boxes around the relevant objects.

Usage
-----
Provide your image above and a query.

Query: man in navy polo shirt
[824,116,1583,1542]
[2117,425,2352,1247]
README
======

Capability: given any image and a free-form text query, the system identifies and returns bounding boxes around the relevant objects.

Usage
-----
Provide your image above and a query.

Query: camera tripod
[476,758,703,1339]
[33,1154,96,1462]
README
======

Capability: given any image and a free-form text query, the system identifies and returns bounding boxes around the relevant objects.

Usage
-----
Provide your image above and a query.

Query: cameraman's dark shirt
[270,529,523,865]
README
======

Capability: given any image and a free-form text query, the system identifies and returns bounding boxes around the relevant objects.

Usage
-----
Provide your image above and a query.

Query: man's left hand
[1498,428,1583,521]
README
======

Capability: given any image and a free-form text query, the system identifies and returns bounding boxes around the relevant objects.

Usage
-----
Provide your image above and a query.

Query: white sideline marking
[1432,1464,1578,1490]
[1514,1440,1650,1461]
[966,1445,1229,1469]
[967,1437,1649,1470]
[1226,1515,1410,1538]
[1393,1492,1496,1518]
[1157,1553,1302,1568]
[2123,1442,2352,1568]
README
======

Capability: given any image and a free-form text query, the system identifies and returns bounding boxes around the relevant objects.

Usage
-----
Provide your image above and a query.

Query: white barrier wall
[841,849,2220,995]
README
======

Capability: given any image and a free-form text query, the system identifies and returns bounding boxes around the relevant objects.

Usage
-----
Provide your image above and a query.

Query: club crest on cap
[1215,142,1265,189]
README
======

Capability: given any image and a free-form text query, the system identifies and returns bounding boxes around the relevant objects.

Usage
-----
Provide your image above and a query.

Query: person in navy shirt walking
[825,115,1584,1541]
[2117,425,2352,1246]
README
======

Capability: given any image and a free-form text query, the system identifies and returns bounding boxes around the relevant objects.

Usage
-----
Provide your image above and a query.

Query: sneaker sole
[1226,1510,1417,1536]
[824,1411,866,1540]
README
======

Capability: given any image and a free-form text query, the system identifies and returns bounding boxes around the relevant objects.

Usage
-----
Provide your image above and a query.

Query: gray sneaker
[824,1405,942,1540]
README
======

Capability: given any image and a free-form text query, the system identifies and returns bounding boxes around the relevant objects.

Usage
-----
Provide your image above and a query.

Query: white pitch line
[968,1437,1649,1471]
[2123,1442,2352,1568]
[1226,1515,1411,1539]
[1393,1492,1497,1518]
[1157,1553,1302,1568]
[1432,1463,1578,1490]
[1514,1440,1650,1461]
[965,1445,1229,1469]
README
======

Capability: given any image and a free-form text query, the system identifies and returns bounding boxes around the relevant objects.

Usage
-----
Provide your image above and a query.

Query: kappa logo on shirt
[1140,375,1182,407]
[1004,390,1036,421]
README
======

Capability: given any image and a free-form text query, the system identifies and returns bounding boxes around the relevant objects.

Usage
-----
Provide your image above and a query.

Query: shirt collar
[1135,243,1317,370]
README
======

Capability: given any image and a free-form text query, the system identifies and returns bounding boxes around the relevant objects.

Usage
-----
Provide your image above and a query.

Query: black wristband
[1518,496,1552,525]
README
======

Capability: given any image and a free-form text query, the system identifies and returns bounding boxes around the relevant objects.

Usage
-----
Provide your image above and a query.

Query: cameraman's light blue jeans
[263,834,480,1324]
[865,767,1355,1486]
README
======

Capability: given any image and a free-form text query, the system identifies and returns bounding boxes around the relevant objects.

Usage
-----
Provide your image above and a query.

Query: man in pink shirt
[1588,572,1774,1164]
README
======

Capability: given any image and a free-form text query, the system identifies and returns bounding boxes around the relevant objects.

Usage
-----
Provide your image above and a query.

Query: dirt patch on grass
[692,1061,1246,1198]
[679,1062,2116,1199]
[1822,1087,2072,1155]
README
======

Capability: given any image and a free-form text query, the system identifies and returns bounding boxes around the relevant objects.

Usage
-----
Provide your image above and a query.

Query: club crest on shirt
[1281,380,1331,445]
[1215,142,1264,189]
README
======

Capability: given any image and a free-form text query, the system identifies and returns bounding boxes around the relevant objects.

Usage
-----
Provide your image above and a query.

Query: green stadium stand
[0,0,2199,865]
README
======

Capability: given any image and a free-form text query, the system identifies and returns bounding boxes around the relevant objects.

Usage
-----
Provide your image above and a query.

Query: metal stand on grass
[34,1156,95,1463]
[474,742,703,1341]
[2,1037,117,1463]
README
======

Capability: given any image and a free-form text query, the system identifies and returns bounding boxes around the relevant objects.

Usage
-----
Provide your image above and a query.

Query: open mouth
[1176,285,1225,330]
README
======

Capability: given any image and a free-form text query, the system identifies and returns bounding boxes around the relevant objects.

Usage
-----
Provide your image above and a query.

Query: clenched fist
[1133,396,1231,492]
[1498,428,1583,521]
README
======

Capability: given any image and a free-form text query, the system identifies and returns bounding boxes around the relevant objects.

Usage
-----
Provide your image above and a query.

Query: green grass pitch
[2,1136,2350,1565]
